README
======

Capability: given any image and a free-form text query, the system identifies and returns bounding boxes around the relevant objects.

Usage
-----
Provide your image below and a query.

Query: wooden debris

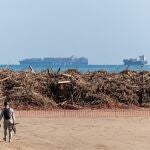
[0,77,10,82]
[0,69,149,110]
[58,81,71,84]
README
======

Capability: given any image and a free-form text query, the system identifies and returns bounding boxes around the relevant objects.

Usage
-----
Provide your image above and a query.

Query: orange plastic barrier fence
[15,109,150,118]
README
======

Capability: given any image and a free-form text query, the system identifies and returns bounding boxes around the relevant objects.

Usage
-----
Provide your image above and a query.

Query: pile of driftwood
[0,68,150,110]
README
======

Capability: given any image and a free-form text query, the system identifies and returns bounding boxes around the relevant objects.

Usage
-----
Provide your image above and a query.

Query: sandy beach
[0,116,150,150]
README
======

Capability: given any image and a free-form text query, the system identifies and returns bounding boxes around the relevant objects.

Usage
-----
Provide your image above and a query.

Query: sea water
[1,65,150,73]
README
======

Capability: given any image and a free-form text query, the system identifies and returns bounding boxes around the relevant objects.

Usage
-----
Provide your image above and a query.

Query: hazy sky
[0,0,150,64]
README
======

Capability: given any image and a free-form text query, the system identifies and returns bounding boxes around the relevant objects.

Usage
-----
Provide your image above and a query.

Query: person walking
[0,101,15,142]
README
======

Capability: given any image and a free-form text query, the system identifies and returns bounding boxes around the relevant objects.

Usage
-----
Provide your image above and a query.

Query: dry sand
[0,116,150,150]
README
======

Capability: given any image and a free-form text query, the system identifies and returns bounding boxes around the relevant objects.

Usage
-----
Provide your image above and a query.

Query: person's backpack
[3,108,11,120]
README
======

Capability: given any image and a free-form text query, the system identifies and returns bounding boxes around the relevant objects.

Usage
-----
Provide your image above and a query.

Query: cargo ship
[19,56,88,66]
[123,55,148,66]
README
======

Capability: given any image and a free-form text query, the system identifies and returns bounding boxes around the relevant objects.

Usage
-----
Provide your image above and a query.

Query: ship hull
[123,60,147,66]
[19,62,88,66]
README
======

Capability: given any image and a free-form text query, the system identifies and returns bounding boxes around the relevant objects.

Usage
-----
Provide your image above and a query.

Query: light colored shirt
[0,107,15,123]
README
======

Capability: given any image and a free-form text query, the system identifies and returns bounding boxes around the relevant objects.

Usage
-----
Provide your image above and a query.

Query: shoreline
[0,65,150,73]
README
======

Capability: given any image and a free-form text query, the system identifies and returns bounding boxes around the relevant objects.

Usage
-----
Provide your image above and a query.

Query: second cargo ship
[123,55,148,66]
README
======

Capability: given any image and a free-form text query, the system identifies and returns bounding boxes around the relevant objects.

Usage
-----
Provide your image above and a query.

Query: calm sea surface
[1,65,150,73]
